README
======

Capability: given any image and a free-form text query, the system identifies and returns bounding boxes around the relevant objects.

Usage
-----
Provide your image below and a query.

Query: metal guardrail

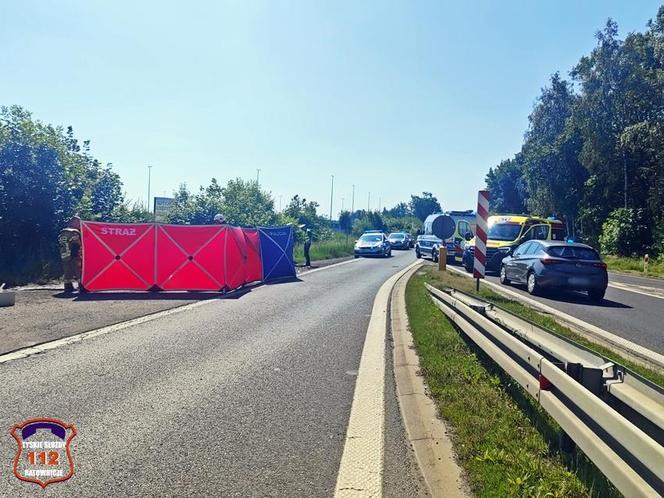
[425,283,664,497]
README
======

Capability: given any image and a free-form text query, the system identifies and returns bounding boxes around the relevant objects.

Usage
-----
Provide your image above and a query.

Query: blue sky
[2,1,662,217]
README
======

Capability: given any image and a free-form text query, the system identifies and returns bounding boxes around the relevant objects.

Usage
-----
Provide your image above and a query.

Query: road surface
[446,263,664,355]
[0,250,426,497]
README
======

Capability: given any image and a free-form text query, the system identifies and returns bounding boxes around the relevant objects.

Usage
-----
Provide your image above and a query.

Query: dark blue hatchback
[499,241,608,301]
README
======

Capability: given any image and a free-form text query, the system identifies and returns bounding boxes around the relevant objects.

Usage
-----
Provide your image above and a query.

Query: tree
[221,179,276,226]
[485,156,528,214]
[521,73,587,234]
[385,202,411,218]
[409,192,442,221]
[0,105,125,284]
[339,210,352,234]
[167,178,277,226]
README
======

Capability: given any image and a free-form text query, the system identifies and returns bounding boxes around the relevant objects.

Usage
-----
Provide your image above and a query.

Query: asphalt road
[446,263,664,354]
[0,250,425,497]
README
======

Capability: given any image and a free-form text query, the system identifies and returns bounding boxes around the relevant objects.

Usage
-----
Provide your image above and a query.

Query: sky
[1,0,662,218]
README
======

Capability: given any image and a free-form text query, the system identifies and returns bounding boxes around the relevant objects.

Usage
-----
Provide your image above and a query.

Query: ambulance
[462,215,565,273]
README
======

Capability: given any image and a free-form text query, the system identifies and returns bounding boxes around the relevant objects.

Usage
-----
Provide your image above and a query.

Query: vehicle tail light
[593,262,607,269]
[541,258,564,265]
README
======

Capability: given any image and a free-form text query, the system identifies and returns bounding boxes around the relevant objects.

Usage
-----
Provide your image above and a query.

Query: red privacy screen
[81,222,156,291]
[81,222,263,291]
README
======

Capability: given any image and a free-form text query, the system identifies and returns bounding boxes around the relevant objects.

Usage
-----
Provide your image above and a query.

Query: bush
[599,208,650,257]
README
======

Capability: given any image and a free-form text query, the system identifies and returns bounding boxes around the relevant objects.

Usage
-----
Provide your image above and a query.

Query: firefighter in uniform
[58,216,84,293]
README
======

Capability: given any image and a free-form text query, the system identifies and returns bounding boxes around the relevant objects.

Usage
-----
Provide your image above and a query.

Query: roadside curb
[391,265,470,498]
[447,265,664,372]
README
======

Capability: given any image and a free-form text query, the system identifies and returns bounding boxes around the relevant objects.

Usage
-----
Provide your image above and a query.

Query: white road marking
[334,260,422,497]
[299,257,360,276]
[608,281,664,301]
[0,256,361,366]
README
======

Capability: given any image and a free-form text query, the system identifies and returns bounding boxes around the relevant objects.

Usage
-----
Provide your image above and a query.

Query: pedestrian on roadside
[58,216,85,293]
[213,213,227,225]
[304,228,313,267]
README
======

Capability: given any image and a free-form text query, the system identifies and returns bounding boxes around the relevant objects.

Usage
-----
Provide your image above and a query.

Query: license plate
[569,277,590,286]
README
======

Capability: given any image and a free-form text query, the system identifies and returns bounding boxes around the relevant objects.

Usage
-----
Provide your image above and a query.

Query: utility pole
[329,175,334,222]
[351,184,355,214]
[256,168,261,185]
[147,165,152,213]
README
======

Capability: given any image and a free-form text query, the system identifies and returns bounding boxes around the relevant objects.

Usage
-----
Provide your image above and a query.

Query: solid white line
[334,260,422,497]
[0,299,215,365]
[608,281,664,301]
[299,257,360,276]
[446,265,664,369]
[1,256,362,366]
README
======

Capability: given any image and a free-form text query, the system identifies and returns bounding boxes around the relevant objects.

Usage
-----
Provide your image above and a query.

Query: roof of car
[537,240,595,250]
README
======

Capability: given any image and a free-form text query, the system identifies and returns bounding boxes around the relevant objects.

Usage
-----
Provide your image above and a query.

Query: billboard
[153,197,174,222]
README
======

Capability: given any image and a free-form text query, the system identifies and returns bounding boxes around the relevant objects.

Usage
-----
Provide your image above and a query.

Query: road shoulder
[391,265,469,498]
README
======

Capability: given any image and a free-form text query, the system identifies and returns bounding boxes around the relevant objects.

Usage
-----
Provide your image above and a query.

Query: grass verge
[604,255,664,279]
[293,233,355,264]
[407,268,622,497]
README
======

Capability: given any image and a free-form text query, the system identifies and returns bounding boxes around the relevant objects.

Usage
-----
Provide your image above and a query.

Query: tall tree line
[487,7,664,256]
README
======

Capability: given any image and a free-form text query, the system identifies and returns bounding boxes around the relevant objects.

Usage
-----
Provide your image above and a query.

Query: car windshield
[388,233,404,239]
[546,246,600,260]
[487,222,522,241]
[360,234,382,243]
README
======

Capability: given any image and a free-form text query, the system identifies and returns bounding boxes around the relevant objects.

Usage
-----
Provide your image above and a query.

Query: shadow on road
[52,287,254,302]
[531,289,632,309]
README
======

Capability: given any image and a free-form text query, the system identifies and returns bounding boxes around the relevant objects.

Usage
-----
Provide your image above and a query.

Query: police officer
[58,216,84,293]
[304,228,313,267]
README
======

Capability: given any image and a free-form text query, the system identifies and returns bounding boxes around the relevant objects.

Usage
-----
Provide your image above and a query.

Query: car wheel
[588,288,605,302]
[432,249,439,263]
[464,259,473,273]
[415,249,421,259]
[527,271,540,296]
[499,265,510,285]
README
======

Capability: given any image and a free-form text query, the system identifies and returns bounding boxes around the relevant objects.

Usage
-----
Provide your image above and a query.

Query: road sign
[153,197,174,222]
[473,190,490,280]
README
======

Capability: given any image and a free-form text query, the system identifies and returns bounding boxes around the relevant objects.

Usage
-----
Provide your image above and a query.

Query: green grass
[293,233,355,264]
[407,268,623,497]
[604,255,664,279]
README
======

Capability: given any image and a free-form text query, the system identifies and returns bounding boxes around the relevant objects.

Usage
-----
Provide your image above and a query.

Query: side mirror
[464,232,472,241]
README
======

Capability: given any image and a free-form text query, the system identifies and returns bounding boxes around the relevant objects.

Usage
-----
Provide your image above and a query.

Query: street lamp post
[147,165,152,213]
[256,169,261,185]
[329,175,334,222]
[351,184,355,214]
